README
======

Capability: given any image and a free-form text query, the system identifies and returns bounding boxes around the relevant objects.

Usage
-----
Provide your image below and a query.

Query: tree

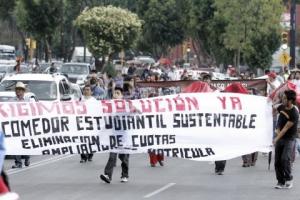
[136,0,186,58]
[14,0,63,61]
[0,0,16,20]
[214,0,283,71]
[246,30,281,70]
[75,5,142,71]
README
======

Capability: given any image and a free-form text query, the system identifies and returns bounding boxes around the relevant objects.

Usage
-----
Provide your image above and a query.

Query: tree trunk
[96,56,106,72]
[45,38,52,63]
[237,47,241,74]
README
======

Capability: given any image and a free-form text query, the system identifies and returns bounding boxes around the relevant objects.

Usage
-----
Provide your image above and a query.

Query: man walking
[273,90,299,189]
[79,85,97,163]
[11,82,31,168]
[100,87,129,184]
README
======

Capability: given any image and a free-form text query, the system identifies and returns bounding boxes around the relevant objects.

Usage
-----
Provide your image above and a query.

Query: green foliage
[214,0,283,66]
[0,0,16,20]
[246,30,281,70]
[102,62,117,77]
[186,0,234,65]
[75,5,142,58]
[136,0,186,57]
[15,0,62,39]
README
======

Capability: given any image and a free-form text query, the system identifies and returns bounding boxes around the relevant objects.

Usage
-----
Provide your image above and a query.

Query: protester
[267,72,282,142]
[273,90,299,189]
[167,65,178,81]
[100,87,130,184]
[215,83,249,175]
[267,72,281,96]
[79,85,97,163]
[147,93,164,167]
[11,82,31,169]
[13,59,20,73]
[90,77,105,99]
[283,66,290,81]
[49,63,57,74]
[0,131,19,200]
[242,88,259,167]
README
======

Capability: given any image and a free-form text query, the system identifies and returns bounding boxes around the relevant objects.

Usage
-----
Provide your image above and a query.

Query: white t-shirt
[82,96,97,102]
[267,79,281,95]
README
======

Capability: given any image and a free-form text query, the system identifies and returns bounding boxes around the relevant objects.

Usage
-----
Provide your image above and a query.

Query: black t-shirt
[276,104,299,139]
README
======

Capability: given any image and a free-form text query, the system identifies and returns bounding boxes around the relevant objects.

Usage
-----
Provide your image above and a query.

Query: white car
[0,73,82,101]
[0,91,38,102]
[59,62,93,86]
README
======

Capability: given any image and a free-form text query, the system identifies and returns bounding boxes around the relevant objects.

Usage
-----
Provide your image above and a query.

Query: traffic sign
[279,52,291,65]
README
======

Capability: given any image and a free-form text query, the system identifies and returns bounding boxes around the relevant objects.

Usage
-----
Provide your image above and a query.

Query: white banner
[1,93,273,161]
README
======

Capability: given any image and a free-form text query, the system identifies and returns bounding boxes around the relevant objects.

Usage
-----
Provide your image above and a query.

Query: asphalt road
[3,153,300,200]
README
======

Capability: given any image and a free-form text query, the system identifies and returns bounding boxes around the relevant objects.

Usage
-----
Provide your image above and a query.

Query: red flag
[269,81,296,104]
[223,83,248,94]
[182,81,215,93]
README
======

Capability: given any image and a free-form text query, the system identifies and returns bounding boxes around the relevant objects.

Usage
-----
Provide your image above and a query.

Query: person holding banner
[100,87,130,184]
[273,90,299,189]
[79,85,97,163]
[215,83,249,175]
[11,82,32,169]
[147,93,165,167]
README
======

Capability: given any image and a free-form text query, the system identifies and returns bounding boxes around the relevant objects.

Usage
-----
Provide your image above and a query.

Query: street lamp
[187,48,191,63]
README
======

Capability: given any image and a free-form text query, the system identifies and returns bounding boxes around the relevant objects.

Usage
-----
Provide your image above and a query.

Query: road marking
[144,183,176,198]
[6,155,75,175]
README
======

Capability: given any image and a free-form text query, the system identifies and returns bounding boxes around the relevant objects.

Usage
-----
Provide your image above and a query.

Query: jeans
[275,139,295,184]
[104,153,129,180]
[215,160,226,172]
[14,155,30,166]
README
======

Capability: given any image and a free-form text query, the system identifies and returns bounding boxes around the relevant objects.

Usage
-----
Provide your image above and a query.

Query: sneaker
[285,180,293,189]
[87,158,93,162]
[80,159,86,163]
[11,164,22,169]
[24,159,30,167]
[215,171,224,175]
[120,177,128,183]
[100,174,111,184]
[0,192,19,200]
[158,160,164,166]
[275,183,285,189]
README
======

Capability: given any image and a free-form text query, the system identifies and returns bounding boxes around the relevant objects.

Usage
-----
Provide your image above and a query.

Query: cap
[268,72,277,79]
[15,82,26,90]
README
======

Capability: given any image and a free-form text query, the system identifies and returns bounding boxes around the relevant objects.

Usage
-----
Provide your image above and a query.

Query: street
[3,153,300,200]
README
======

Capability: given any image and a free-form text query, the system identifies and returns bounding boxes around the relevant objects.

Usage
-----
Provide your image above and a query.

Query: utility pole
[290,0,296,69]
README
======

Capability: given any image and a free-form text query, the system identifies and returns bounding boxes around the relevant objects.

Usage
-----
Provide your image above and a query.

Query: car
[59,62,93,86]
[0,45,16,65]
[0,91,38,102]
[135,56,155,65]
[41,61,63,73]
[0,73,82,102]
[0,64,14,80]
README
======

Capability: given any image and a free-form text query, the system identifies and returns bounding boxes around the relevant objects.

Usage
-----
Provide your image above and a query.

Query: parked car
[0,73,82,101]
[0,64,14,80]
[59,62,93,86]
[135,56,155,65]
[0,91,38,102]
